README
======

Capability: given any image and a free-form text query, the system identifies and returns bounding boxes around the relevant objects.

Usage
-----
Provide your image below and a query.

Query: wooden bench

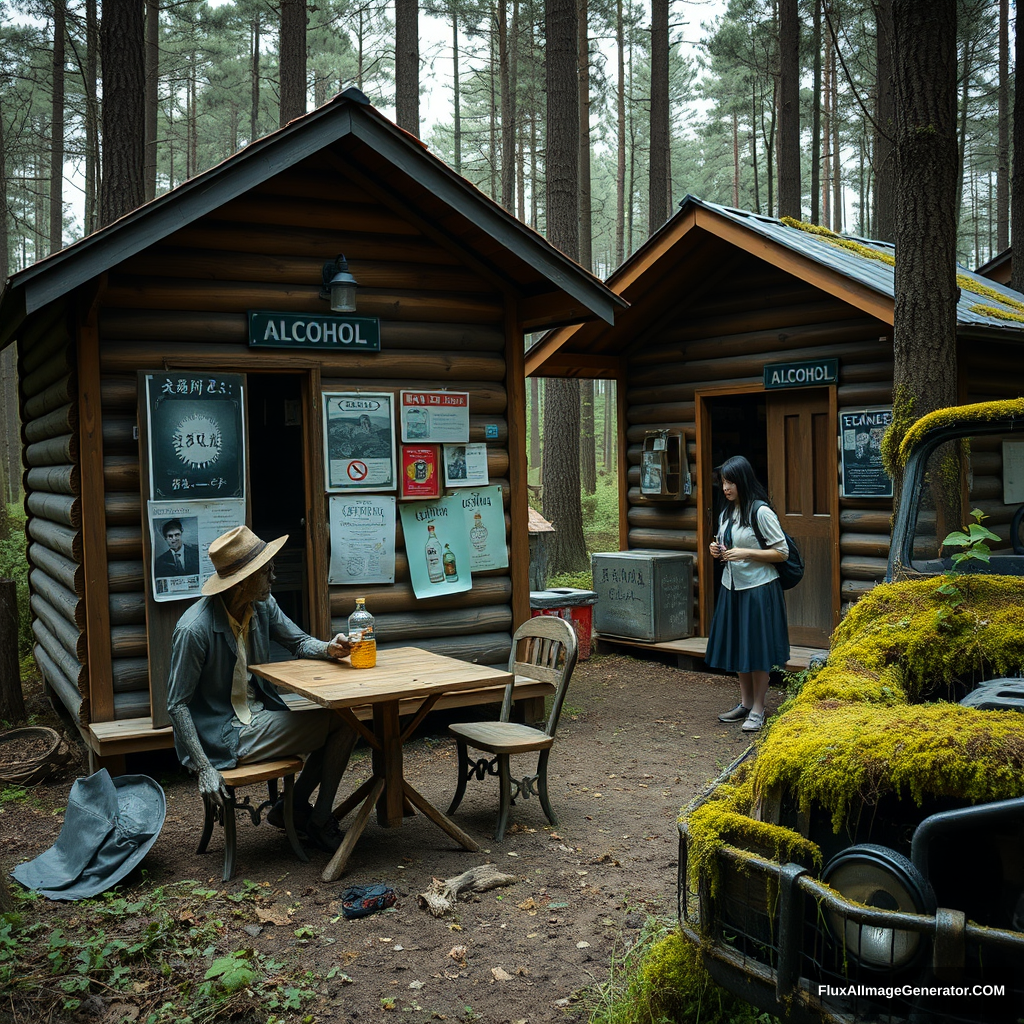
[88,677,554,760]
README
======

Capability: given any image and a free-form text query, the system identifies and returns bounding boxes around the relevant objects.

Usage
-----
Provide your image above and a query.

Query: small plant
[937,508,1001,613]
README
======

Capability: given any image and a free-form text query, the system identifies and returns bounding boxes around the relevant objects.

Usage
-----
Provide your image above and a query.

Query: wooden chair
[447,616,579,841]
[197,757,309,881]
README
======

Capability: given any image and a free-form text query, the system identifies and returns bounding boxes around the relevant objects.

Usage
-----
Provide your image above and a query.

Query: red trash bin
[529,588,599,660]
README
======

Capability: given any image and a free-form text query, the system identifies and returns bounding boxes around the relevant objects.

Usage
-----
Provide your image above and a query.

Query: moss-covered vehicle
[678,400,1024,1024]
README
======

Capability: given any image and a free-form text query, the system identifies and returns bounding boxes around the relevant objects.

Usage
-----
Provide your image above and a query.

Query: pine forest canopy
[0,0,1014,285]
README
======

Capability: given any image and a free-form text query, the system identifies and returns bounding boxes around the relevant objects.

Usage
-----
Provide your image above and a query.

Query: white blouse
[717,504,789,591]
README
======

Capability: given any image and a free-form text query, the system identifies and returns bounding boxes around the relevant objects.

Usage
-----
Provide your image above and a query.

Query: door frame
[695,382,841,642]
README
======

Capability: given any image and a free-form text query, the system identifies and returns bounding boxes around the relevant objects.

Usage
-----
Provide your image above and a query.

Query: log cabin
[527,195,1024,657]
[0,88,624,769]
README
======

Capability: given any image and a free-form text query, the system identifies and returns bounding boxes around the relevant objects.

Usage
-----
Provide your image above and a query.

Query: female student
[706,456,790,732]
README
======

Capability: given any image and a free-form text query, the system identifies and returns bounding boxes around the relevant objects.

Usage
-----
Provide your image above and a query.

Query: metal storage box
[591,550,693,642]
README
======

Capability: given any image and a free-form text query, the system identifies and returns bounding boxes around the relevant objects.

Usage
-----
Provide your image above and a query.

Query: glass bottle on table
[347,597,376,669]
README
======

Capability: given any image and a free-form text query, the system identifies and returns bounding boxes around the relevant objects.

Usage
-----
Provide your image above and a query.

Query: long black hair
[718,455,770,527]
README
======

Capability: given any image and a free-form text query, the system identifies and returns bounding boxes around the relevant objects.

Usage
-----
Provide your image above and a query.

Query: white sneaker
[742,710,765,732]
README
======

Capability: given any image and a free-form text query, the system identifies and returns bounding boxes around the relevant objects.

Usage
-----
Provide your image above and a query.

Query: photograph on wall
[400,445,442,500]
[322,392,397,492]
[398,495,472,599]
[443,443,489,487]
[328,496,396,585]
[640,449,665,495]
[148,498,246,601]
[840,407,893,498]
[450,485,508,573]
[145,373,245,500]
[399,390,470,443]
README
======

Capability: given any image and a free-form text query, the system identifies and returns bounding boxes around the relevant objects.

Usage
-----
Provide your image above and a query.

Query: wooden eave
[526,201,897,379]
[0,92,623,349]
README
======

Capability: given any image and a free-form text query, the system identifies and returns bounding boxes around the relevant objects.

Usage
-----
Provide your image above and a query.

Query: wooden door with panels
[765,388,838,647]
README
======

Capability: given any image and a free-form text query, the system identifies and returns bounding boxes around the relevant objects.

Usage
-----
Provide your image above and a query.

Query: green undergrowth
[0,877,343,1023]
[680,571,1024,882]
[585,917,775,1024]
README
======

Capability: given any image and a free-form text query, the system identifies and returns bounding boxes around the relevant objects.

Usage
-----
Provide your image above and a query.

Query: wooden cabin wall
[622,270,894,630]
[86,156,518,721]
[18,301,91,722]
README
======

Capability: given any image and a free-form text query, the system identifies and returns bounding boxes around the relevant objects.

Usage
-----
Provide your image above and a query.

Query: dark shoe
[266,798,313,835]
[305,816,345,854]
[718,703,750,723]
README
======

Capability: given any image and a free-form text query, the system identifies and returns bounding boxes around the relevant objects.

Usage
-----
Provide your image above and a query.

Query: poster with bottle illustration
[328,496,396,585]
[451,485,508,573]
[399,390,470,443]
[398,495,473,599]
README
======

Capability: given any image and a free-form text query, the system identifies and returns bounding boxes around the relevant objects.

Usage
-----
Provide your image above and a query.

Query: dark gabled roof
[527,195,1024,378]
[0,88,624,347]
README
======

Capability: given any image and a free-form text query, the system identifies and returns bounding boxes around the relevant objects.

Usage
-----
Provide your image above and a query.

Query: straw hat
[201,525,288,596]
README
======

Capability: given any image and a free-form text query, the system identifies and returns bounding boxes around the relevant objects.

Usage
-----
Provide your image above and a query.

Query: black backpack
[750,500,804,590]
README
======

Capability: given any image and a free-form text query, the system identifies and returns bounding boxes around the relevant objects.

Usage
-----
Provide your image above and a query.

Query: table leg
[322,776,385,882]
[402,781,480,853]
[373,702,406,828]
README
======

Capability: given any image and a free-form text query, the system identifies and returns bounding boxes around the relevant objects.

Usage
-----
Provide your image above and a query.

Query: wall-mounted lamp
[320,255,358,313]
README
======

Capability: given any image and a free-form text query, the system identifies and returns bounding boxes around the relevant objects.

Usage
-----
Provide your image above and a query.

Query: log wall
[623,267,895,630]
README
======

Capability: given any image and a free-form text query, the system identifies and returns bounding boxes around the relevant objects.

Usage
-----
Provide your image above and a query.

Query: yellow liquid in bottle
[350,636,377,669]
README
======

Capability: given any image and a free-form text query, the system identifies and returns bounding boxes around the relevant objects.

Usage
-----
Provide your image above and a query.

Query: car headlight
[822,844,936,971]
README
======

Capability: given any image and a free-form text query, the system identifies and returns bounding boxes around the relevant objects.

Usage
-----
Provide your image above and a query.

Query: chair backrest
[501,615,579,737]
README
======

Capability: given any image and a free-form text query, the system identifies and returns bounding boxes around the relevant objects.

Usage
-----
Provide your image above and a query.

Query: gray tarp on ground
[11,769,165,900]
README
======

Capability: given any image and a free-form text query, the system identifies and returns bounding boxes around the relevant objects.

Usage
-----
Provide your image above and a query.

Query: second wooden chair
[446,615,579,841]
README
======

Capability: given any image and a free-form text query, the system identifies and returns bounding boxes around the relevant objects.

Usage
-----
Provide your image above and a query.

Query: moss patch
[897,399,1024,467]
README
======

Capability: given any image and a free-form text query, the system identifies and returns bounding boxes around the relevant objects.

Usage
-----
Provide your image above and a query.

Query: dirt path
[2,653,785,1023]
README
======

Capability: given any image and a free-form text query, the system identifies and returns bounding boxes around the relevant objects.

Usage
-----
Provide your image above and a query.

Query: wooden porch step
[593,633,827,672]
[88,677,554,758]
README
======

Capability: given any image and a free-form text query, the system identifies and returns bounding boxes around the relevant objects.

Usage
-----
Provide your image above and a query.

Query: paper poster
[443,443,489,487]
[400,390,470,443]
[840,407,893,498]
[399,495,473,599]
[328,496,396,585]
[400,445,442,499]
[323,392,397,492]
[145,373,245,500]
[451,485,508,572]
[1004,441,1024,504]
[148,498,246,601]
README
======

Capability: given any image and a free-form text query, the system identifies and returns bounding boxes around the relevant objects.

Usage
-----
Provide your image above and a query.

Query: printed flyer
[328,496,396,585]
[148,498,246,601]
[443,443,489,487]
[399,390,470,443]
[398,495,472,599]
[322,392,397,492]
[451,485,508,572]
[400,445,442,499]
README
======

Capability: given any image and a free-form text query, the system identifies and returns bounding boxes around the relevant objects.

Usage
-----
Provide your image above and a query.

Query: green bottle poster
[399,495,473,599]
[452,486,508,572]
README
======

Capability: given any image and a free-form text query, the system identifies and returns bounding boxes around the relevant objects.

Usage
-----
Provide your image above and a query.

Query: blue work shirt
[166,594,331,769]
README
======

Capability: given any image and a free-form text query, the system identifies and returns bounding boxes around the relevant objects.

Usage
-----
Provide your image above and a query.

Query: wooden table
[250,647,515,881]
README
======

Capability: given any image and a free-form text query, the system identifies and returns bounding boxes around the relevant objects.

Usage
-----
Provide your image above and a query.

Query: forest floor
[0,651,786,1024]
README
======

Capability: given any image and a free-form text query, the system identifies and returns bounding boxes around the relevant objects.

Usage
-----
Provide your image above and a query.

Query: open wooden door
[766,389,838,647]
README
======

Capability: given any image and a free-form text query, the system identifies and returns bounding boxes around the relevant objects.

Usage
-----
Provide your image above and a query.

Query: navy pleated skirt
[705,579,790,673]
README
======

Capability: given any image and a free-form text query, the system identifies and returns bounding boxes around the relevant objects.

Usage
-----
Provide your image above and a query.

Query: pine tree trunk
[0,99,7,284]
[578,0,592,269]
[603,379,614,472]
[997,0,1009,251]
[543,0,587,573]
[0,580,24,725]
[648,0,668,235]
[395,0,419,136]
[873,0,895,240]
[822,43,831,227]
[751,83,761,213]
[451,9,461,174]
[279,0,306,127]
[615,0,625,264]
[99,0,145,226]
[50,0,65,254]
[732,112,739,207]
[84,0,99,233]
[889,0,958,519]
[144,0,158,202]
[530,375,541,473]
[777,0,800,219]
[1011,4,1024,292]
[831,47,841,231]
[955,41,974,230]
[811,0,821,224]
[581,379,596,495]
[251,15,261,143]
